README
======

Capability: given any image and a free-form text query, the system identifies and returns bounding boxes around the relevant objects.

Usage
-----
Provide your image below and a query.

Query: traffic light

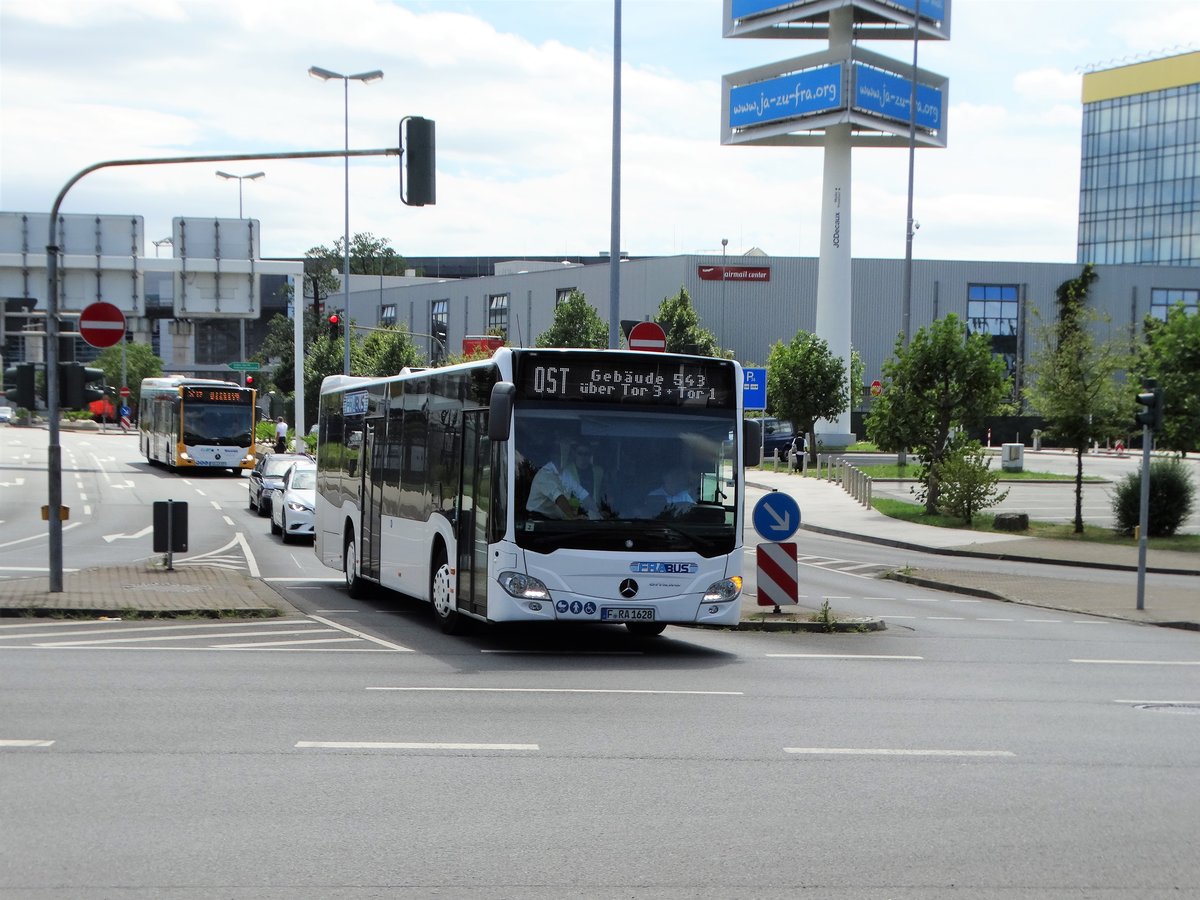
[328,313,341,340]
[1135,381,1164,431]
[401,116,436,207]
[60,362,106,409]
[245,374,254,386]
[4,362,36,409]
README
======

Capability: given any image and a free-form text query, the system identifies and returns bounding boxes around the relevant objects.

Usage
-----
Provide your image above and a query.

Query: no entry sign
[78,302,126,349]
[628,321,666,352]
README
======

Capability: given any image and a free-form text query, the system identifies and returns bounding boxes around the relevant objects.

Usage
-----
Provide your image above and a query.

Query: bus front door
[456,410,491,617]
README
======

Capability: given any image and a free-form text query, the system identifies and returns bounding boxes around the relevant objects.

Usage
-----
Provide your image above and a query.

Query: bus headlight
[703,576,742,603]
[498,571,551,601]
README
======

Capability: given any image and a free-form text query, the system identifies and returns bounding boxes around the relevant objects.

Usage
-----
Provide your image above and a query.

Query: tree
[91,342,163,409]
[308,232,409,279]
[535,290,608,349]
[1137,303,1200,454]
[935,436,1009,525]
[1025,266,1130,532]
[765,330,849,459]
[301,332,349,427]
[655,287,720,357]
[359,324,422,377]
[865,314,1010,514]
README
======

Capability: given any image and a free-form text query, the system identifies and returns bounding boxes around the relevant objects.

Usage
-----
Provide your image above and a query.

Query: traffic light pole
[1136,424,1151,611]
[44,145,399,592]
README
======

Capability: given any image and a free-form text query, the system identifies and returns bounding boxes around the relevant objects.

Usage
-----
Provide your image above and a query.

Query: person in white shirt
[274,416,288,453]
[646,467,696,516]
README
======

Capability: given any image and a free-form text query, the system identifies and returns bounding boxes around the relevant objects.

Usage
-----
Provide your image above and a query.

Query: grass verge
[873,497,1200,553]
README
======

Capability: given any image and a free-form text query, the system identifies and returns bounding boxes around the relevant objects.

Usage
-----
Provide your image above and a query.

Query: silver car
[269,462,316,543]
[248,452,310,516]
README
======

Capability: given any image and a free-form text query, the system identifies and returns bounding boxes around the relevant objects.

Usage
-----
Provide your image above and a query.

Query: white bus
[139,376,257,471]
[314,348,760,635]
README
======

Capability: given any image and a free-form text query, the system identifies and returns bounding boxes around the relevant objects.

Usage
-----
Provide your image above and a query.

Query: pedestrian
[274,416,288,453]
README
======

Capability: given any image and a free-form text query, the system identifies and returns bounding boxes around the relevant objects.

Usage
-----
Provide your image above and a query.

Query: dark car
[248,452,311,517]
[759,417,797,461]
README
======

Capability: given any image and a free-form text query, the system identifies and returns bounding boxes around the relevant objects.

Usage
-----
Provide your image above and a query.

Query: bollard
[865,476,872,508]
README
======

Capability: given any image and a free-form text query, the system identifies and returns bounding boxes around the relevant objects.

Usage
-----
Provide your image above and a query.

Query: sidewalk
[743,467,1200,631]
[1,471,1195,631]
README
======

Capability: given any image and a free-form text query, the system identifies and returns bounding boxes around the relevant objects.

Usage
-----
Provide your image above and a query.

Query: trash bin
[1001,442,1024,473]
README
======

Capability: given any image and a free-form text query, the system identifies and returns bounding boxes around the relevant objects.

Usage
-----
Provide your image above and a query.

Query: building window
[488,293,509,338]
[430,299,448,361]
[555,288,576,306]
[1150,287,1199,320]
[380,304,397,326]
[967,283,1019,381]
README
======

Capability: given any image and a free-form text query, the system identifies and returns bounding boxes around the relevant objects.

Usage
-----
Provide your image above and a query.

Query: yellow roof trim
[1082,51,1200,104]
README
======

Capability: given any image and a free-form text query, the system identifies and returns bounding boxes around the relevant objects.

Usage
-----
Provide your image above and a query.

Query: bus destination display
[517,355,734,407]
[182,387,249,403]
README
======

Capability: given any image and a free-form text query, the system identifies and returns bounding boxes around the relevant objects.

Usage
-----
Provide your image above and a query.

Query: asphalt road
[2,429,1198,898]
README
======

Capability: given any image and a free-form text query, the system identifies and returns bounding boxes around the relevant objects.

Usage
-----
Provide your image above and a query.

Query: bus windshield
[513,405,737,557]
[182,402,254,447]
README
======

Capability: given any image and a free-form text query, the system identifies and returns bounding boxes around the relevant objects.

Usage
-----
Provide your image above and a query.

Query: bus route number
[532,366,571,396]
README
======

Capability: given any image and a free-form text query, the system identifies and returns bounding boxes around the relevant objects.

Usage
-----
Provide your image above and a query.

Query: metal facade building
[351,253,1200,403]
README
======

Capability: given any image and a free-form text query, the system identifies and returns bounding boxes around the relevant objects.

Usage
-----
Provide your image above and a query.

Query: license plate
[601,607,655,622]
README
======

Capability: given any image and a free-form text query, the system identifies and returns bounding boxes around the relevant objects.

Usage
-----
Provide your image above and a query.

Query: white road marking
[266,577,344,583]
[367,687,743,696]
[1026,618,1062,623]
[223,516,235,526]
[295,741,539,751]
[210,501,221,510]
[928,616,965,620]
[308,615,413,651]
[979,617,1014,622]
[1072,659,1200,666]
[1114,699,1200,705]
[784,747,1014,757]
[0,522,83,549]
[36,627,340,647]
[909,598,941,603]
[482,649,644,656]
[0,739,54,748]
[767,653,924,660]
[103,525,154,543]
[216,637,362,648]
[0,619,316,640]
[83,505,91,516]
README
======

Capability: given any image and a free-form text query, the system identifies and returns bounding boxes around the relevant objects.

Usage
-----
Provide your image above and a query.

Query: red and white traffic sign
[756,542,798,608]
[870,379,883,397]
[119,386,131,398]
[78,302,126,349]
[628,321,666,352]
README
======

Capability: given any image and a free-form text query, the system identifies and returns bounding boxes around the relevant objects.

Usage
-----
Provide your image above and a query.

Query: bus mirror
[743,419,762,468]
[488,382,516,442]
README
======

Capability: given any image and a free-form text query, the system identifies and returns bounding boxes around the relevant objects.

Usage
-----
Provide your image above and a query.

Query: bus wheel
[626,622,667,637]
[343,536,366,599]
[431,552,466,635]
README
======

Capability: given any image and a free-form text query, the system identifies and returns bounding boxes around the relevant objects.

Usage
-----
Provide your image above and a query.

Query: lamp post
[215,170,265,218]
[152,237,173,257]
[720,237,728,350]
[308,65,384,375]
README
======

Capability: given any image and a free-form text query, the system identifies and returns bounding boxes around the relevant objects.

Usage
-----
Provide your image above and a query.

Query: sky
[1,0,1198,264]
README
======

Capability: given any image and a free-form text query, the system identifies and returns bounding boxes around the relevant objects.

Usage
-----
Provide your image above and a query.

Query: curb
[737,615,886,633]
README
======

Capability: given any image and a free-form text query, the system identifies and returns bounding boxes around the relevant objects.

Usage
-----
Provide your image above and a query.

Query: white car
[0,406,13,423]
[269,462,316,543]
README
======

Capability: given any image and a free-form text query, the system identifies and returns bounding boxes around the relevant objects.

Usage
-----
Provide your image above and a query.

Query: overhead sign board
[725,0,951,39]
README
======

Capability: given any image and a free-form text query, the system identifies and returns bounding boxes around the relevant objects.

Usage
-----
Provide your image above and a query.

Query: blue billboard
[852,63,943,131]
[729,63,842,129]
[732,0,946,23]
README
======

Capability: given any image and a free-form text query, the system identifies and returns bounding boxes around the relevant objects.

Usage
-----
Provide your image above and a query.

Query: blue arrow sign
[752,491,801,542]
[743,367,767,411]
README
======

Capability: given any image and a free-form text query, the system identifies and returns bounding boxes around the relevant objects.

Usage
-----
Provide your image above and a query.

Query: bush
[1110,457,1196,537]
[935,438,1010,524]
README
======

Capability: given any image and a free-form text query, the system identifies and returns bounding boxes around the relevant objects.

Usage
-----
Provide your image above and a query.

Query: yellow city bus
[139,376,256,471]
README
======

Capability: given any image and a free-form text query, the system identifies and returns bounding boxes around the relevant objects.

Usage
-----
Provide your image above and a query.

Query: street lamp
[215,170,265,218]
[308,64,384,375]
[720,237,728,350]
[152,237,173,257]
